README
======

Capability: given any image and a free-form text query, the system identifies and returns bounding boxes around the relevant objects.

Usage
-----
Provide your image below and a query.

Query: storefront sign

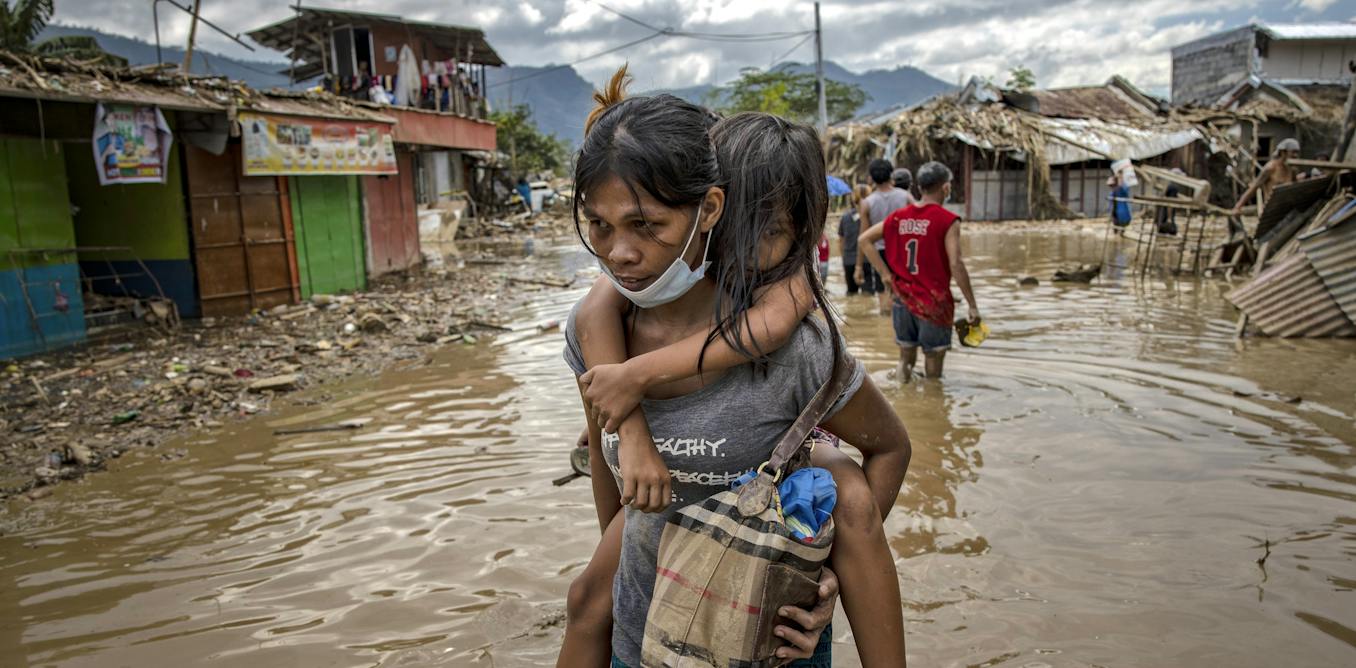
[238,112,398,176]
[92,103,173,185]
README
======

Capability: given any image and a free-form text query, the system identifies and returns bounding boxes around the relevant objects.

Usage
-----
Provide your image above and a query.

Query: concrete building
[1172,22,1356,107]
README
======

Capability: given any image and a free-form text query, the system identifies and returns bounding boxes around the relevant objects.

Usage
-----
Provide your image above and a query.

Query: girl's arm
[580,271,817,432]
[820,374,911,518]
[575,277,672,513]
[578,379,622,531]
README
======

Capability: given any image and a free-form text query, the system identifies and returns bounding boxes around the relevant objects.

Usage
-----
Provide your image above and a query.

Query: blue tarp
[827,175,852,197]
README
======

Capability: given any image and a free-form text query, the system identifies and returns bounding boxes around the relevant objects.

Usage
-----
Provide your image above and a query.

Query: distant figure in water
[860,161,980,381]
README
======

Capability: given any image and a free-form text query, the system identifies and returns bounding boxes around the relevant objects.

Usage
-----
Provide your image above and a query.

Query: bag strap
[765,342,852,475]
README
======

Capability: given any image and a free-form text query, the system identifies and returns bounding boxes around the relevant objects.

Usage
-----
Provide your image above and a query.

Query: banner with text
[239,112,398,176]
[93,103,173,185]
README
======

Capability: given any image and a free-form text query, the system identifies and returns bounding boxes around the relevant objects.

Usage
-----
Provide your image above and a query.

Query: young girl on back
[559,67,911,667]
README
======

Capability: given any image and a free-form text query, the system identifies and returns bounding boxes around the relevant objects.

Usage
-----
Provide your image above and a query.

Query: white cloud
[1289,0,1338,11]
[51,0,1301,95]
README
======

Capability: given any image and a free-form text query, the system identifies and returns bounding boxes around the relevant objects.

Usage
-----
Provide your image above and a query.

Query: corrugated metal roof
[1016,117,1200,165]
[243,95,395,123]
[1227,253,1356,338]
[1259,23,1356,41]
[248,7,504,68]
[1299,219,1356,326]
[0,70,228,112]
[1012,85,1154,120]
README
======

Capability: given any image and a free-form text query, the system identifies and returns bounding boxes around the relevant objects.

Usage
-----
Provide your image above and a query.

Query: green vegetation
[711,67,867,124]
[489,103,571,176]
[1006,65,1035,92]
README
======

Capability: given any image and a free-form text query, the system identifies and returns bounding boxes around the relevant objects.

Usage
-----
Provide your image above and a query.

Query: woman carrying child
[558,67,913,667]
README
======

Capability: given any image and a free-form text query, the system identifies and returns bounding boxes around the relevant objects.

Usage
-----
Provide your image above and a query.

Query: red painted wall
[363,149,420,276]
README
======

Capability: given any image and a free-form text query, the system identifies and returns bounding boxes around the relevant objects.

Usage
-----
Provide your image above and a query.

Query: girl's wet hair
[704,112,839,372]
[572,65,721,251]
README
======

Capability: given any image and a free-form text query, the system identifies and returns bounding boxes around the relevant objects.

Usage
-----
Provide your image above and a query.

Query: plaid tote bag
[641,353,851,667]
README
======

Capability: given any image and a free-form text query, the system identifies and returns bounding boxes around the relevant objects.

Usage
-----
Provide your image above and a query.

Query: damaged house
[828,76,1222,221]
[1171,21,1356,160]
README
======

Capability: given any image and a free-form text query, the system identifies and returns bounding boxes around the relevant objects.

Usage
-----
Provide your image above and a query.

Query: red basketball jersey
[882,203,959,326]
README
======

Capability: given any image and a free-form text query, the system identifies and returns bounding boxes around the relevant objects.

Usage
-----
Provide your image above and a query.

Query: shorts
[892,301,951,352]
[610,624,832,668]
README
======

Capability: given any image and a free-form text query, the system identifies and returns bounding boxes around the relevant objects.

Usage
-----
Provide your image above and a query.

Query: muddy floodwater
[3,225,1354,667]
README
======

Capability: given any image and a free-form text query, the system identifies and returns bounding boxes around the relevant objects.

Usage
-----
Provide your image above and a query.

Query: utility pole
[814,2,827,137]
[182,0,203,73]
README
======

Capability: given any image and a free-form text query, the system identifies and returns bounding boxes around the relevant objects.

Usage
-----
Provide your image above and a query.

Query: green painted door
[289,175,366,299]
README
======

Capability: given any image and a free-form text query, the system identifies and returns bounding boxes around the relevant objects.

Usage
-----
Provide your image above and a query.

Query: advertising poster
[92,103,173,185]
[238,112,398,176]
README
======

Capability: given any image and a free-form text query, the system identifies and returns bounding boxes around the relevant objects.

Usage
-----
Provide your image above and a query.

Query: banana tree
[0,0,54,52]
[1,1,127,66]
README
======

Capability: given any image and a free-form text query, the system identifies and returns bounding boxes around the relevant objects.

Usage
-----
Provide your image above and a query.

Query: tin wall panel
[1300,219,1356,325]
[1226,253,1356,337]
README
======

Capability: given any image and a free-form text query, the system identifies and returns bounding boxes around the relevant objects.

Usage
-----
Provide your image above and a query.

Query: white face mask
[597,198,712,309]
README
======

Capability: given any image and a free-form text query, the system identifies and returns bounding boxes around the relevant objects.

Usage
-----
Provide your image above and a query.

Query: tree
[1,1,127,66]
[488,104,571,177]
[716,67,867,124]
[0,0,53,52]
[1006,65,1036,92]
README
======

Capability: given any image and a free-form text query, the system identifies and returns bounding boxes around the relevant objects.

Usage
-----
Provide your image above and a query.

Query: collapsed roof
[247,6,505,80]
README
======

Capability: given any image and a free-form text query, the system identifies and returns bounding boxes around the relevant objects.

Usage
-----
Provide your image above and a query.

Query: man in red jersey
[860,161,979,380]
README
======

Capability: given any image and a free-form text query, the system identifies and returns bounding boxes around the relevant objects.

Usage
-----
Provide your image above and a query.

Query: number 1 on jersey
[904,238,919,274]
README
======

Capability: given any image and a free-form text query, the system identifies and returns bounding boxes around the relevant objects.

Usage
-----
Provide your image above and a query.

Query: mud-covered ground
[0,236,579,502]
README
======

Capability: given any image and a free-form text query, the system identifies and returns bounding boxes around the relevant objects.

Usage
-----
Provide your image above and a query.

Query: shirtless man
[1231,138,1300,215]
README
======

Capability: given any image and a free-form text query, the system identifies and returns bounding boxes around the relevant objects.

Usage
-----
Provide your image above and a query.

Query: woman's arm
[820,375,911,518]
[581,273,816,432]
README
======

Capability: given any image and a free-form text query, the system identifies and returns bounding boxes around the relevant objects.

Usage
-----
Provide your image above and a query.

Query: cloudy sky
[56,0,1355,92]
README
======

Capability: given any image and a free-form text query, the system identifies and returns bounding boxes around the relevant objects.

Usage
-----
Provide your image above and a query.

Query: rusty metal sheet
[1226,253,1356,338]
[0,77,227,113]
[184,143,298,316]
[385,107,496,151]
[242,96,395,124]
[1299,218,1356,326]
[362,150,420,277]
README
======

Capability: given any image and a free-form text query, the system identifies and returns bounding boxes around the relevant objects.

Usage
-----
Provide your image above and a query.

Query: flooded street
[3,224,1354,667]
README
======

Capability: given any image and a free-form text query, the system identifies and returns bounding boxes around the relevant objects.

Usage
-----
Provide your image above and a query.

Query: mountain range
[40,25,955,146]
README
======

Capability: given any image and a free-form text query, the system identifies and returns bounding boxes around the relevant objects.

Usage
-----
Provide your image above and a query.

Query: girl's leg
[558,509,625,668]
[812,446,907,667]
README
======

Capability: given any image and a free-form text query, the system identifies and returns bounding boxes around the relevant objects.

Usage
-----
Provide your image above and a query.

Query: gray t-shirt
[864,187,913,250]
[563,304,865,666]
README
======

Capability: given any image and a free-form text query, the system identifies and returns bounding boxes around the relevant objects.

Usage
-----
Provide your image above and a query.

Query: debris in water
[273,422,363,436]
[1053,264,1102,283]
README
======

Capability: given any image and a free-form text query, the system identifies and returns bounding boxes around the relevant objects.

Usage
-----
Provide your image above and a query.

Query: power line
[770,32,814,68]
[487,31,666,89]
[489,4,815,90]
[589,1,812,41]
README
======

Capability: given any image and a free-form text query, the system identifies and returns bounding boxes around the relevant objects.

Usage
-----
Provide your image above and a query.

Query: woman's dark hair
[572,65,720,252]
[703,112,840,373]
